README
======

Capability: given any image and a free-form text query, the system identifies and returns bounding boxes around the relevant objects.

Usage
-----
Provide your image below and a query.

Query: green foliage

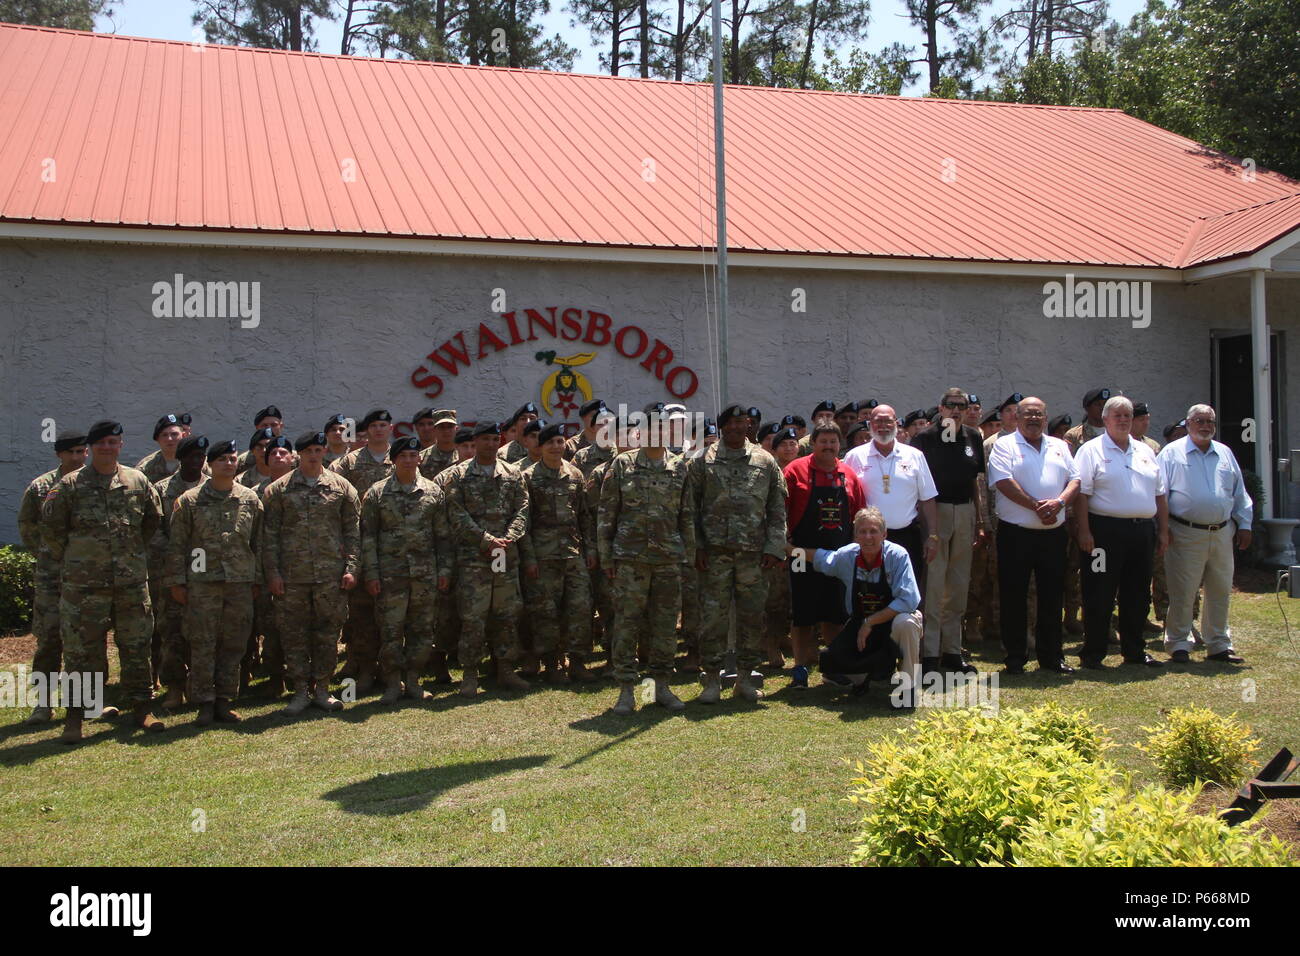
[0,546,36,634]
[1140,707,1260,789]
[847,706,1116,866]
[0,0,115,30]
[1013,784,1295,866]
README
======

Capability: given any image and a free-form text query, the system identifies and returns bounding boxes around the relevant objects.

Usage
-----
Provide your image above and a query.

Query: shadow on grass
[321,754,552,815]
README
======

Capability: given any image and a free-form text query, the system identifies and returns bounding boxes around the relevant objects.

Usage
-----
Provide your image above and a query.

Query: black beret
[249,427,274,449]
[642,401,668,418]
[718,404,749,426]
[266,436,293,455]
[523,418,547,437]
[537,422,566,445]
[1132,402,1150,417]
[779,415,797,428]
[207,439,238,462]
[981,409,1001,426]
[454,427,474,445]
[295,430,327,451]
[579,399,607,418]
[757,422,783,441]
[473,421,501,438]
[360,409,392,430]
[845,421,871,441]
[1048,414,1073,433]
[703,422,718,438]
[1163,420,1187,440]
[54,430,88,452]
[511,402,540,424]
[390,436,422,457]
[1082,388,1111,408]
[86,420,123,444]
[774,427,798,445]
[902,409,924,427]
[178,413,192,426]
[966,394,980,405]
[746,406,761,422]
[999,393,1024,412]
[924,406,939,421]
[153,414,181,439]
[411,407,437,423]
[324,413,349,430]
[836,401,860,415]
[176,435,209,459]
[811,400,836,416]
[859,399,880,410]
[253,406,282,424]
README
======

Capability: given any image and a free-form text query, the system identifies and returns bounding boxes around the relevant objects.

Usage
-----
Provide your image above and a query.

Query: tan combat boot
[459,668,479,699]
[567,656,597,683]
[734,670,764,703]
[195,702,215,726]
[496,659,530,692]
[283,688,310,716]
[312,683,344,712]
[214,699,242,723]
[162,684,185,711]
[60,707,83,745]
[697,671,722,705]
[543,654,570,685]
[404,669,432,701]
[429,651,453,684]
[654,677,685,712]
[134,702,167,732]
[380,672,404,705]
[611,682,636,715]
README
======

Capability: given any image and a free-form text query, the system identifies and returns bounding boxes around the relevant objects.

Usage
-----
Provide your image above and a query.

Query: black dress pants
[887,521,926,607]
[1080,514,1155,664]
[996,522,1067,667]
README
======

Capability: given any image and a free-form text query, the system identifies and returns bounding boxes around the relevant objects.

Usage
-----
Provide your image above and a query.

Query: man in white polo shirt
[1074,395,1169,669]
[844,404,938,614]
[1157,403,1252,665]
[987,397,1080,674]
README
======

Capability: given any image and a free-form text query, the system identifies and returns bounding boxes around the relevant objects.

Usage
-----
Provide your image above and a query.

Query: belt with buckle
[1170,514,1228,532]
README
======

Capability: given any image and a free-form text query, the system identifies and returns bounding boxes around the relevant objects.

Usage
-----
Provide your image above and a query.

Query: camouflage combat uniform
[244,471,286,684]
[419,444,458,482]
[42,464,163,705]
[428,464,463,661]
[447,458,529,667]
[498,440,530,464]
[261,469,361,691]
[18,468,64,687]
[598,450,695,683]
[164,483,263,704]
[361,473,444,679]
[575,441,616,647]
[151,470,205,689]
[330,446,392,678]
[688,440,787,673]
[520,458,593,662]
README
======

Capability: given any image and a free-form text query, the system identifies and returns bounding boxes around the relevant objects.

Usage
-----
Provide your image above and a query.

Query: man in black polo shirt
[910,388,985,675]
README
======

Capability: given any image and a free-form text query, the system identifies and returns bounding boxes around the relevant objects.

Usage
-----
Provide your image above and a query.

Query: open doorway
[1210,330,1286,514]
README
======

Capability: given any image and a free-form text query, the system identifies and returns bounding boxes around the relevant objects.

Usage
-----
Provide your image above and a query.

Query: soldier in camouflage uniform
[329,408,394,694]
[564,399,608,461]
[1063,388,1109,636]
[165,439,263,726]
[135,414,186,484]
[152,436,210,710]
[796,400,837,456]
[599,405,696,714]
[497,402,540,464]
[1133,402,1169,631]
[236,406,284,474]
[242,437,295,696]
[688,405,787,703]
[447,421,530,697]
[237,428,276,488]
[418,409,459,480]
[520,423,596,683]
[323,413,352,467]
[42,420,166,743]
[360,436,441,704]
[764,427,800,664]
[422,428,471,683]
[575,410,618,659]
[16,430,87,724]
[262,430,361,716]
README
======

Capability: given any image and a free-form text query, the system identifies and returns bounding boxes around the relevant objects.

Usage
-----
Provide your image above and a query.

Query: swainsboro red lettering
[614,324,648,360]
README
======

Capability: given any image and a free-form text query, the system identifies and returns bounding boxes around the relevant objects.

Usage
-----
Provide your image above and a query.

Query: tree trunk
[798,0,819,88]
[926,6,939,91]
[640,0,650,77]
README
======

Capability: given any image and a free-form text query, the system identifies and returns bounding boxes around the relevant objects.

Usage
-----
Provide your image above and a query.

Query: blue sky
[101,0,1146,92]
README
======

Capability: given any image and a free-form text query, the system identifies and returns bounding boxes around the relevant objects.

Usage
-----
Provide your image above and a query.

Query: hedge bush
[1140,707,1260,789]
[0,545,35,633]
[1012,784,1294,866]
[847,706,1115,866]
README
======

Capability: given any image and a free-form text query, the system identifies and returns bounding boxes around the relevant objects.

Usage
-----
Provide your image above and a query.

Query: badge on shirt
[964,445,973,458]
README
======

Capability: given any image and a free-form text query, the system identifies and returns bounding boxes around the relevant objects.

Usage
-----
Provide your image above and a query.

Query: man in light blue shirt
[1156,404,1252,663]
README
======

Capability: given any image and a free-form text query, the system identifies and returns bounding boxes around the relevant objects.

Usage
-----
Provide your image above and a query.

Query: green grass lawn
[2,586,1297,866]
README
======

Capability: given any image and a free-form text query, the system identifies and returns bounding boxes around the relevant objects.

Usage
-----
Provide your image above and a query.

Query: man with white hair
[1074,395,1169,669]
[1156,404,1251,664]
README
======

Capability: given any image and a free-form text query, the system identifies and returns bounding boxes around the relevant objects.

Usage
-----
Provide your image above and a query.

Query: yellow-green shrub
[1140,707,1260,789]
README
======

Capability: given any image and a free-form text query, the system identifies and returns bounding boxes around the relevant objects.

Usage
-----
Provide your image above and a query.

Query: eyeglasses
[1019,411,1046,420]
[1189,418,1216,426]
[942,401,969,410]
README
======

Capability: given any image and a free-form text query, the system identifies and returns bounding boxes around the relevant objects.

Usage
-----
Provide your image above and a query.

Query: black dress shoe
[1170,649,1190,663]
[941,654,977,675]
[1002,662,1026,675]
[1207,651,1245,664]
[1039,660,1075,674]
[1124,654,1163,667]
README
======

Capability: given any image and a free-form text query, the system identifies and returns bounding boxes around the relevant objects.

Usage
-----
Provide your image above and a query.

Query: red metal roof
[2,22,1298,269]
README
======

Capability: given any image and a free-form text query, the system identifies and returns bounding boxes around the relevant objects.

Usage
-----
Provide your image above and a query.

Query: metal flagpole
[710,0,730,407]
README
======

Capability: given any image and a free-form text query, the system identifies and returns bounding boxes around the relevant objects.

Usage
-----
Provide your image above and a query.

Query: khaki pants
[924,502,975,657]
[1164,521,1236,655]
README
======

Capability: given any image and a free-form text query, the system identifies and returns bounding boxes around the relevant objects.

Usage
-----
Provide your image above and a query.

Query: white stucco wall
[1,237,1298,542]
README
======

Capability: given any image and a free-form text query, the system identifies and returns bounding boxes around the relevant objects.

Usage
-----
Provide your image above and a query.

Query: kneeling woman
[812,507,923,709]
